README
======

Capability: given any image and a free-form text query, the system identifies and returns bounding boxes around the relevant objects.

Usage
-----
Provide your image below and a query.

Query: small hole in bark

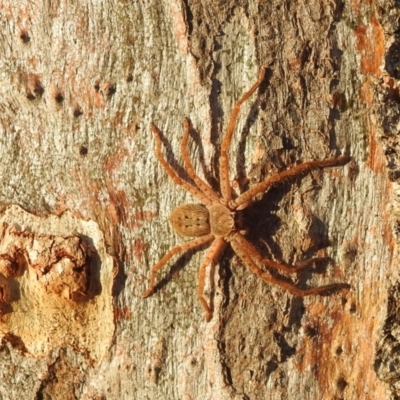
[54,93,64,103]
[336,377,347,392]
[20,32,30,43]
[304,325,318,337]
[34,84,44,97]
[100,82,116,98]
[27,82,44,100]
[79,146,88,156]
[73,107,83,117]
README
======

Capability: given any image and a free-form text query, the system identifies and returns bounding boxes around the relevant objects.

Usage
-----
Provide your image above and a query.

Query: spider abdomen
[169,204,211,237]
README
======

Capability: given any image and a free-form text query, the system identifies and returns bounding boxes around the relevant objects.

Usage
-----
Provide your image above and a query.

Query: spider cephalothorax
[143,67,350,321]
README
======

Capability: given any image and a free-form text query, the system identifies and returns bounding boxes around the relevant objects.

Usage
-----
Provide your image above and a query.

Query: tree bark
[0,0,398,399]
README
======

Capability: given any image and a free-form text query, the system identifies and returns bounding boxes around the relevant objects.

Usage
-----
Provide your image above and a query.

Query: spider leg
[233,155,350,209]
[180,118,221,203]
[230,233,350,296]
[143,234,214,298]
[197,238,226,321]
[293,257,331,272]
[220,67,267,204]
[234,233,330,273]
[150,123,214,206]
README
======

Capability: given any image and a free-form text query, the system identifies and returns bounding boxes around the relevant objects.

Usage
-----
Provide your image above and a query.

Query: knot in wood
[169,204,211,237]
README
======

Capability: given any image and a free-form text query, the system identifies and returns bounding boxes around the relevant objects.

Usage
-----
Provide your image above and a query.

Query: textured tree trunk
[0,0,399,399]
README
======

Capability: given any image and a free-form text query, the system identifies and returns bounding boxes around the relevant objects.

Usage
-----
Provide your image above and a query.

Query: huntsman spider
[143,67,350,321]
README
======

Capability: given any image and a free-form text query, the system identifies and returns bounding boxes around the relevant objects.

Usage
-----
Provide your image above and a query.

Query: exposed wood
[0,0,399,399]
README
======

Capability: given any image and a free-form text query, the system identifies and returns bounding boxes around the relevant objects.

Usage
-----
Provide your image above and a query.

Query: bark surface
[0,1,399,399]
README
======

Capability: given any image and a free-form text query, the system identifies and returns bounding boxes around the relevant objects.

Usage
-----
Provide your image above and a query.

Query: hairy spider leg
[233,155,350,209]
[219,67,267,204]
[180,118,221,203]
[143,234,214,297]
[197,238,226,321]
[230,233,350,296]
[151,123,213,206]
[234,233,333,274]
[291,257,332,271]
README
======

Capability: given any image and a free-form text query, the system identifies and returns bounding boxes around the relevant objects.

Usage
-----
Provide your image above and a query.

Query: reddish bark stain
[105,188,129,226]
[366,117,386,174]
[64,128,156,260]
[104,150,129,175]
[131,238,148,260]
[358,81,386,174]
[103,145,157,230]
[294,296,386,399]
[27,56,39,68]
[113,306,132,321]
[355,18,384,77]
[167,0,188,54]
[359,81,373,106]
[130,210,157,229]
[93,90,105,109]
[102,135,134,228]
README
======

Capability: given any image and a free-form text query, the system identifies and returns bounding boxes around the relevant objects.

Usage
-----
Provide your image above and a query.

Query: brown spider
[143,67,350,321]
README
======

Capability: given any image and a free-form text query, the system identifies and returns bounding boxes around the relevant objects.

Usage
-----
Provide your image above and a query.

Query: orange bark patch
[295,290,387,399]
[105,188,129,226]
[359,80,373,106]
[355,18,384,77]
[131,210,157,229]
[131,238,148,260]
[113,306,132,321]
[167,0,188,54]
[366,117,386,174]
[358,80,386,174]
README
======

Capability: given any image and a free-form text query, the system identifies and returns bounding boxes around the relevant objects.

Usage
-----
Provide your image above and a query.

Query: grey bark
[0,0,399,399]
